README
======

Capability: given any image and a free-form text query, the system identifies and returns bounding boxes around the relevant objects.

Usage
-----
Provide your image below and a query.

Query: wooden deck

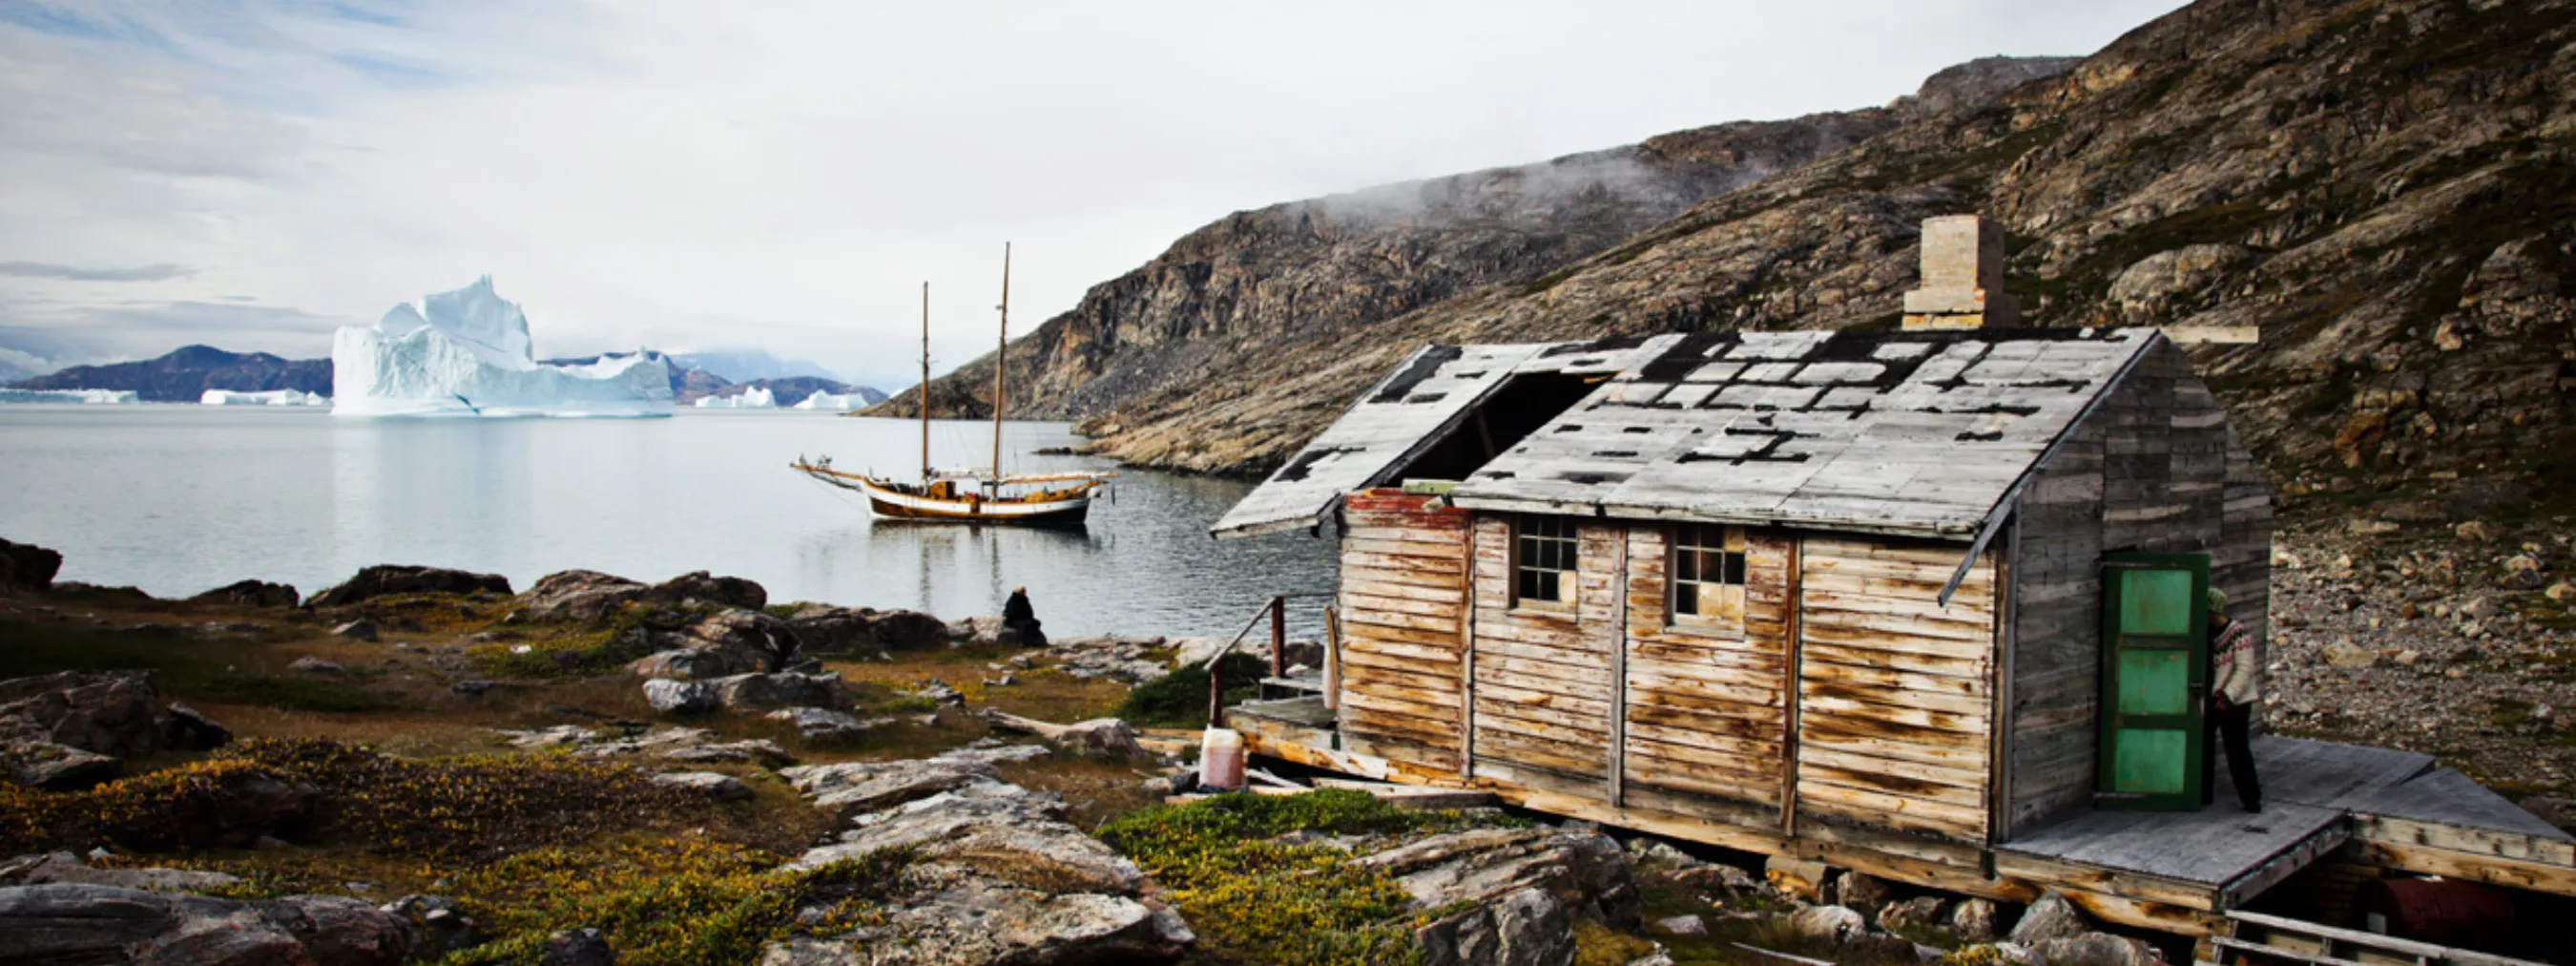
[1230,699,2576,936]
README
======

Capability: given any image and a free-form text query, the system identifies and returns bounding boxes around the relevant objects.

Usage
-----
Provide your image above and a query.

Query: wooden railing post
[1269,595,1286,679]
[1209,656,1227,729]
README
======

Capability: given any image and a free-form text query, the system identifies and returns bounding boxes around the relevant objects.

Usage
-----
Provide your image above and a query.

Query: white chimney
[1901,215,2020,330]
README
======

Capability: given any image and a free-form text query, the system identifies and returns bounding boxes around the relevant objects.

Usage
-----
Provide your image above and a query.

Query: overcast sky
[0,0,2187,388]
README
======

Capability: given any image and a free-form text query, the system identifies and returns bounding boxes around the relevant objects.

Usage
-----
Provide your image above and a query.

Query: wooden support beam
[2345,838,2576,896]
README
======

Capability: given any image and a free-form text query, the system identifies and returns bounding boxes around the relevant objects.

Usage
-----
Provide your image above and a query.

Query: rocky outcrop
[766,707,889,741]
[0,851,244,893]
[187,579,299,609]
[0,883,411,966]
[306,565,511,607]
[629,609,801,679]
[1353,826,1638,966]
[0,670,166,760]
[488,724,795,767]
[770,745,1189,966]
[0,538,61,595]
[779,604,961,654]
[650,770,754,802]
[518,569,771,623]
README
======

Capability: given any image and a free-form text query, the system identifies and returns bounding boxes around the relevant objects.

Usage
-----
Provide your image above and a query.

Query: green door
[2096,553,2209,811]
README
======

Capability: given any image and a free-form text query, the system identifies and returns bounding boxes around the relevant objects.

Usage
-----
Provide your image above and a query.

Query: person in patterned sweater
[2204,587,2264,812]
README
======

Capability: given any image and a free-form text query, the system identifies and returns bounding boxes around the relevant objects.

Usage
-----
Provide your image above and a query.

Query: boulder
[1877,895,1947,933]
[2034,933,2163,966]
[1831,871,1892,919]
[767,707,886,741]
[642,679,717,715]
[3,851,244,892]
[306,564,511,607]
[289,657,346,674]
[779,604,875,653]
[0,883,412,966]
[161,703,232,752]
[772,775,1191,966]
[545,927,615,966]
[2007,891,2088,945]
[331,620,379,641]
[0,669,166,759]
[518,570,648,622]
[1785,905,1867,945]
[380,894,486,960]
[711,672,846,711]
[1763,854,1828,902]
[910,682,965,707]
[1652,914,1707,937]
[1950,897,2000,940]
[664,739,795,767]
[5,741,121,790]
[650,771,755,802]
[634,609,801,678]
[0,538,62,594]
[189,579,300,609]
[1354,826,1638,966]
[869,610,954,650]
[780,758,1005,818]
[640,571,766,611]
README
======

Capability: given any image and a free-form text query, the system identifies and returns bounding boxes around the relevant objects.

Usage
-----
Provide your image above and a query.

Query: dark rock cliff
[865,57,2078,425]
[1068,0,2576,527]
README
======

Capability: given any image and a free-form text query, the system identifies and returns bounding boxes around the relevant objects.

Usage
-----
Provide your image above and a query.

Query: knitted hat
[2207,587,2228,612]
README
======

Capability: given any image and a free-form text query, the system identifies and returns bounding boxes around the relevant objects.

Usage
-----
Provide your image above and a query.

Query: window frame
[1666,522,1749,637]
[1508,514,1580,614]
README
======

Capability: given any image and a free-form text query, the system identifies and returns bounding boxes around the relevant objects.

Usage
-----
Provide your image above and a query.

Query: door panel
[2097,553,2208,811]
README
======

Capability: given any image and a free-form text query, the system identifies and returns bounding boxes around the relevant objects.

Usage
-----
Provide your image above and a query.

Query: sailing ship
[790,243,1113,525]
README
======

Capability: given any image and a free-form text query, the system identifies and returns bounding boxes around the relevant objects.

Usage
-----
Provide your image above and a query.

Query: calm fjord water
[0,407,1335,638]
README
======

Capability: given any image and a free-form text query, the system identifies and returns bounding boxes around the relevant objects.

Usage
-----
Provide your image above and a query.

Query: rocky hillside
[11,346,332,402]
[1072,0,2576,532]
[866,56,2079,422]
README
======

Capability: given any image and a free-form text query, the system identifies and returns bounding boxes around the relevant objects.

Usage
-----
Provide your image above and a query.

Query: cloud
[0,0,2193,391]
[0,262,196,282]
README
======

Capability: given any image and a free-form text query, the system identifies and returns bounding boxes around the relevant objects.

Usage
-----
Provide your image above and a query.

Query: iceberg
[200,388,330,406]
[332,277,674,417]
[693,387,777,409]
[792,390,865,410]
[0,388,140,404]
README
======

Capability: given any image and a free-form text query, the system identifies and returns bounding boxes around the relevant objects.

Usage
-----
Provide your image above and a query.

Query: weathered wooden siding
[2006,412,2106,838]
[1336,491,1469,772]
[1622,526,1792,815]
[1468,514,1620,799]
[1797,536,1996,843]
[2005,338,2268,838]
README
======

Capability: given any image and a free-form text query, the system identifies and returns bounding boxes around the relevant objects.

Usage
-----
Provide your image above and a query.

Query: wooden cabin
[1212,217,2576,943]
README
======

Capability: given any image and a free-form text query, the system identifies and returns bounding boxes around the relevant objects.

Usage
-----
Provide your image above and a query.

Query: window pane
[1724,553,1746,585]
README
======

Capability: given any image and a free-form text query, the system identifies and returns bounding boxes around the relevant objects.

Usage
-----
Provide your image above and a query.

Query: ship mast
[991,242,1010,487]
[919,282,930,481]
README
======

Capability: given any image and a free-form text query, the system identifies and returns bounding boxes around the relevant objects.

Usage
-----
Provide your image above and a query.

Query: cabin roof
[1211,326,2170,540]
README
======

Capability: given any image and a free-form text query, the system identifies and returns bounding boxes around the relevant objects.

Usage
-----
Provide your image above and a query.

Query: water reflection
[0,408,1334,639]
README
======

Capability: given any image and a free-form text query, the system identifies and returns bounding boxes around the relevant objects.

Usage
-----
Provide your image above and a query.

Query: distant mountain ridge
[10,346,331,402]
[13,346,882,407]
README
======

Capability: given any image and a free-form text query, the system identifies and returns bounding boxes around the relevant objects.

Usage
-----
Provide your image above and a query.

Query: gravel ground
[2261,523,2576,823]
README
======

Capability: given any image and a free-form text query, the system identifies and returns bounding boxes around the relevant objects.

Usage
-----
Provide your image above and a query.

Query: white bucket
[1199,727,1245,791]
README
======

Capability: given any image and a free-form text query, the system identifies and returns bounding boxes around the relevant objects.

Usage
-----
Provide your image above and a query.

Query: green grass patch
[1098,790,1510,966]
[437,838,913,966]
[1115,653,1267,729]
[467,601,718,678]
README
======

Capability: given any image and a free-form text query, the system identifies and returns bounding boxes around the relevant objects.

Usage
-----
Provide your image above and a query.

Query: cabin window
[1513,514,1578,610]
[1671,523,1747,629]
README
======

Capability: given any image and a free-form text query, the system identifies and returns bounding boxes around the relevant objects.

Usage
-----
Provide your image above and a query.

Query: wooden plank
[1345,619,1467,651]
[2350,814,2576,866]
[1343,550,1465,578]
[1798,759,1987,808]
[1473,728,1611,779]
[1341,607,1462,635]
[1801,640,1984,679]
[1341,646,1465,681]
[1796,776,1986,839]
[1343,733,1462,772]
[1341,591,1465,620]
[1478,680,1611,718]
[1474,637,1610,668]
[1345,535,1475,560]
[1623,721,1784,763]
[1344,565,1465,592]
[1341,638,1463,665]
[2344,839,2576,896]
[1475,694,1610,733]
[1343,524,1466,544]
[1794,654,1987,697]
[1477,652,1614,686]
[1472,707,1609,748]
[1802,726,1987,770]
[1339,686,1463,723]
[1344,578,1469,604]
[1798,692,1990,738]
[1801,746,1986,793]
[1799,672,1993,718]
